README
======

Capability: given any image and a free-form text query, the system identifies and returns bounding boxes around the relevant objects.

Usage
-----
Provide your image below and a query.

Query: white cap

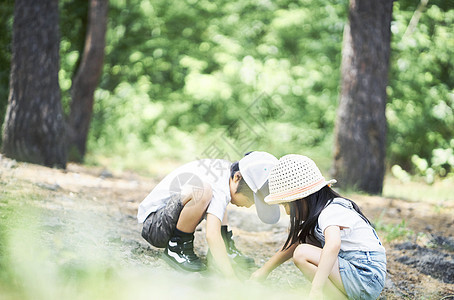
[239,151,280,224]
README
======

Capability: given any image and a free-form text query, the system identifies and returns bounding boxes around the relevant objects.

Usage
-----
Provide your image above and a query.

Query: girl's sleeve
[318,204,358,234]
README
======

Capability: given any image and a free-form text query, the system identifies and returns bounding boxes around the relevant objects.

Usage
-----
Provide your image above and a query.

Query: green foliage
[0,208,12,287]
[0,0,14,133]
[87,0,454,174]
[391,141,454,184]
[0,0,453,176]
[87,0,347,169]
[387,3,454,174]
[59,0,89,114]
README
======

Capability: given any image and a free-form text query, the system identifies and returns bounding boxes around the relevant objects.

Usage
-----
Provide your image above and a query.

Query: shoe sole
[161,251,206,273]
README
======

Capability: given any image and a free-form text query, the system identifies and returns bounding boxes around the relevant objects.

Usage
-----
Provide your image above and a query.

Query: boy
[137,151,280,277]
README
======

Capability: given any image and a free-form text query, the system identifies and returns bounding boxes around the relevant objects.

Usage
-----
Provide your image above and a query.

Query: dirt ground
[1,156,453,299]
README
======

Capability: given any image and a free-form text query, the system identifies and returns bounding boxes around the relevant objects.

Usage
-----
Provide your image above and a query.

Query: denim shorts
[338,250,387,300]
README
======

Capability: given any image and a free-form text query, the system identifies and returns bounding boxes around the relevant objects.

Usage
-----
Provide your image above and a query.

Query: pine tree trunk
[67,0,108,161]
[333,0,393,194]
[2,0,66,168]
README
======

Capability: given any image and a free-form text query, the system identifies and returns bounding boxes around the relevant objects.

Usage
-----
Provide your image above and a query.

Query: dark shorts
[141,196,184,248]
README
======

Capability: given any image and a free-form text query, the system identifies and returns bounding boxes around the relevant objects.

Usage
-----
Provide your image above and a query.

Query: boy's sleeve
[206,189,229,222]
[318,204,358,234]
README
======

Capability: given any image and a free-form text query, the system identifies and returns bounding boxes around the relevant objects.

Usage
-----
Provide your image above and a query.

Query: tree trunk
[67,0,108,161]
[333,0,393,194]
[2,0,66,168]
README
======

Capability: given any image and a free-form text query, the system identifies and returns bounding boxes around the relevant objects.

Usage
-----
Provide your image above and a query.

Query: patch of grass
[383,176,453,204]
[374,219,414,243]
[84,127,334,178]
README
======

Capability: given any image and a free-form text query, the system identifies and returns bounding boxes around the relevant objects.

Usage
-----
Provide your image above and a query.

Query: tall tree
[2,0,66,168]
[333,0,393,194]
[67,0,108,161]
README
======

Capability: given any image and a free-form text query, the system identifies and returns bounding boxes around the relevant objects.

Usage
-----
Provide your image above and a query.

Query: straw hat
[264,154,336,204]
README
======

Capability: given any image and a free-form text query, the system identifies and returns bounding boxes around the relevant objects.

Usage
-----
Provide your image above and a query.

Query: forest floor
[1,155,453,299]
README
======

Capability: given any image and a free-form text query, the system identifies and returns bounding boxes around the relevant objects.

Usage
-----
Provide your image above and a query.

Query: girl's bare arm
[251,242,298,280]
[310,225,341,296]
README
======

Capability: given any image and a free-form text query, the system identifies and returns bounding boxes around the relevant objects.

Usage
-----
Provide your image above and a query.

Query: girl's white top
[315,198,385,252]
[137,159,232,223]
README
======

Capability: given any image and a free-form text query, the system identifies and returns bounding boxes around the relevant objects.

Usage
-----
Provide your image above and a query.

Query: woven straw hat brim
[264,179,336,205]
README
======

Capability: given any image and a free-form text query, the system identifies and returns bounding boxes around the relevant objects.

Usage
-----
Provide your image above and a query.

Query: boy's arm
[310,225,341,297]
[251,242,298,281]
[206,213,236,278]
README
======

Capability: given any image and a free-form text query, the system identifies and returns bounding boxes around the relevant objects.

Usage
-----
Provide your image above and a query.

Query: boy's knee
[180,181,212,207]
[185,181,212,207]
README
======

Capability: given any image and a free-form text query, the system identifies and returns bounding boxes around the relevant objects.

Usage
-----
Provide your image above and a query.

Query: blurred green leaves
[84,0,347,170]
[0,0,452,176]
[388,2,454,176]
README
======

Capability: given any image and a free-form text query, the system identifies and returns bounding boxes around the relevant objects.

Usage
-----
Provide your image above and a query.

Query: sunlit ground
[0,209,309,300]
[0,161,310,300]
[0,159,452,300]
[383,176,453,204]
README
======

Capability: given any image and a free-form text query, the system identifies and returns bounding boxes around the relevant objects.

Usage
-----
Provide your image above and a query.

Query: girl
[252,154,386,300]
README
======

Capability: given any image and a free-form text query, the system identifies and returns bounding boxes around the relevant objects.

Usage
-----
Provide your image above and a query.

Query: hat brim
[254,183,280,224]
[264,179,337,205]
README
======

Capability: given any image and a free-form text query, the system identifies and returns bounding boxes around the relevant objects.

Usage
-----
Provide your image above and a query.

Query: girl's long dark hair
[282,185,370,250]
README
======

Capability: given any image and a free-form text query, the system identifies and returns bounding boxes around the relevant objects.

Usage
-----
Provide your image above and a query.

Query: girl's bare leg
[293,244,348,299]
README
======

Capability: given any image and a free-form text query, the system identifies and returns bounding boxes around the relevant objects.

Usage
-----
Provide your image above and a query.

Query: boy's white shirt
[137,159,231,223]
[316,198,385,252]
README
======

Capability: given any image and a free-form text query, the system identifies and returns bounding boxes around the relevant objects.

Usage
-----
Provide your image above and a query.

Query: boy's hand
[206,213,236,278]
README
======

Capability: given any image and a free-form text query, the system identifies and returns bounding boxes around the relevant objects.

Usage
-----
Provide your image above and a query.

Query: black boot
[221,226,255,268]
[163,234,206,272]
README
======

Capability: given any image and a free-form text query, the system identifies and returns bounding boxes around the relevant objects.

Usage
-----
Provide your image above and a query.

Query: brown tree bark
[67,0,108,161]
[2,0,66,168]
[333,0,393,194]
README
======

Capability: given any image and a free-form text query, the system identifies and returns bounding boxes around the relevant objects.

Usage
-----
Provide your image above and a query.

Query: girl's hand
[250,243,297,282]
[309,288,323,300]
[250,267,270,281]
